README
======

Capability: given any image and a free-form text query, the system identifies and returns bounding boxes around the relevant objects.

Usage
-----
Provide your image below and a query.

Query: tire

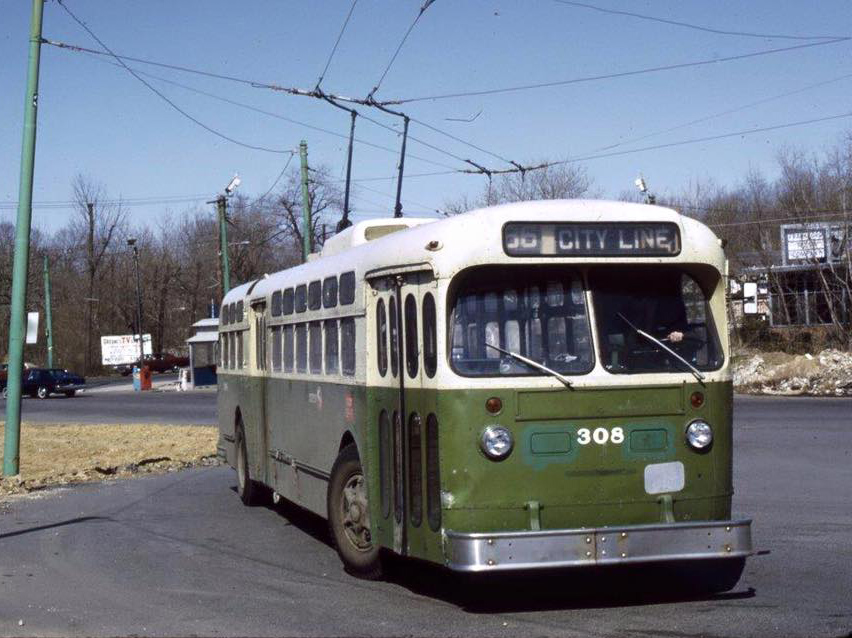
[327,443,383,580]
[235,421,261,506]
[37,386,49,399]
[64,390,76,398]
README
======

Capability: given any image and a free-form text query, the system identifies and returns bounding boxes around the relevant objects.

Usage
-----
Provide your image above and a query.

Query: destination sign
[503,222,681,257]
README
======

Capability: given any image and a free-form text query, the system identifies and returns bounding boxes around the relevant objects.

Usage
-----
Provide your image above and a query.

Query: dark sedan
[2,368,87,399]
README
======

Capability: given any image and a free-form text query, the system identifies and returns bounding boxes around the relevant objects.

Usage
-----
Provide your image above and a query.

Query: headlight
[480,426,514,461]
[685,420,713,451]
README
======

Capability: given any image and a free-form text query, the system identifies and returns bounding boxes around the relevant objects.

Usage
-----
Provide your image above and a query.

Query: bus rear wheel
[328,444,383,580]
[235,421,261,506]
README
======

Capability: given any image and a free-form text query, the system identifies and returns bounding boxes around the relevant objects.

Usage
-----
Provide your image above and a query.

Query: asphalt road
[0,396,850,637]
[0,381,216,426]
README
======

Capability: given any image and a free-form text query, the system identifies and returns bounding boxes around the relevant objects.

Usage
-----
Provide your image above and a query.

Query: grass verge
[0,422,219,500]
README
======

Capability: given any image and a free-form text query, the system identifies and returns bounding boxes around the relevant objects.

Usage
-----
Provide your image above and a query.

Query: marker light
[485,397,503,415]
[690,391,705,409]
[686,420,713,451]
[480,426,514,461]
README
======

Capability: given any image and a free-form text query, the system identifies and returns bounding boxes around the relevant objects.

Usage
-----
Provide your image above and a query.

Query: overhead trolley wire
[551,0,849,41]
[316,0,359,89]
[53,1,295,155]
[383,38,850,105]
[366,0,437,100]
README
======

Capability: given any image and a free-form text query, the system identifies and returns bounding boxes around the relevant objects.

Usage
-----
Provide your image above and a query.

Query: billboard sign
[782,223,848,265]
[101,334,153,366]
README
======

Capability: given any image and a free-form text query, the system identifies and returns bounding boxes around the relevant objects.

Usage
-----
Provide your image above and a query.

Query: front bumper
[444,519,752,572]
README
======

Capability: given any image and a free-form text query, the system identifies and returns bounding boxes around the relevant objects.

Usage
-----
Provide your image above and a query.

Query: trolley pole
[4,0,45,477]
[43,255,54,369]
[299,140,312,262]
[217,195,231,295]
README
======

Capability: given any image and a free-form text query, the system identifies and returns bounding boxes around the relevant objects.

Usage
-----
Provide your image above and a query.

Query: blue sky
[1,0,850,234]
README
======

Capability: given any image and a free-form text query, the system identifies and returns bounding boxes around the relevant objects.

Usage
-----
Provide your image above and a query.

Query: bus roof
[223,199,724,305]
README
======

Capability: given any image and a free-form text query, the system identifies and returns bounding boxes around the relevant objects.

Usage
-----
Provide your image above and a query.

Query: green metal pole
[43,255,53,369]
[299,140,312,262]
[4,0,45,477]
[217,196,231,294]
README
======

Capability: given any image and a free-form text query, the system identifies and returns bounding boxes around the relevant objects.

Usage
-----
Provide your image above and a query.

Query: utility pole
[127,238,145,376]
[4,0,45,477]
[299,140,312,262]
[217,195,231,295]
[43,255,53,369]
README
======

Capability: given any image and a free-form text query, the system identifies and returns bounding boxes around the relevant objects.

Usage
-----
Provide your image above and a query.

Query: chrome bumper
[444,519,752,572]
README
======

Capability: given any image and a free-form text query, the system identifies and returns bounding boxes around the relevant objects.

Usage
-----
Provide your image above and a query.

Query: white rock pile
[733,349,852,396]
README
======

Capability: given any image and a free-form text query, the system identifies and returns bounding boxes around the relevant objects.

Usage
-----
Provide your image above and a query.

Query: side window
[324,320,339,374]
[236,301,244,323]
[229,332,236,369]
[221,333,228,368]
[376,298,388,377]
[422,293,437,378]
[405,294,418,378]
[308,281,322,311]
[236,331,244,369]
[339,271,356,305]
[283,325,294,372]
[271,291,282,317]
[221,304,229,325]
[341,317,356,376]
[229,303,236,324]
[389,296,399,378]
[296,324,307,372]
[295,285,307,313]
[323,276,338,309]
[282,288,295,315]
[309,322,323,373]
[272,326,282,372]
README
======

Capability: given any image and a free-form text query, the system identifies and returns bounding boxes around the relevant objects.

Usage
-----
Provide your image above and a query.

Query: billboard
[100,334,153,366]
[782,223,848,265]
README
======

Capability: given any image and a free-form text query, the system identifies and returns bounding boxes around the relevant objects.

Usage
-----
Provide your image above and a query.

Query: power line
[552,0,848,41]
[384,38,850,104]
[54,1,294,155]
[316,0,359,88]
[255,153,297,202]
[367,0,437,99]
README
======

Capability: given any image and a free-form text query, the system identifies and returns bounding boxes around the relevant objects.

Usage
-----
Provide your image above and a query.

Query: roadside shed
[186,318,219,388]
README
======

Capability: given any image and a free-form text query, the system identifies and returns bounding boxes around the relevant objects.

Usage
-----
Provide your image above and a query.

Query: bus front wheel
[328,444,383,580]
[235,421,260,506]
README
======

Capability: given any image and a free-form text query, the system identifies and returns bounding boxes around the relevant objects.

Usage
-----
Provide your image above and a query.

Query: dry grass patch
[0,423,219,499]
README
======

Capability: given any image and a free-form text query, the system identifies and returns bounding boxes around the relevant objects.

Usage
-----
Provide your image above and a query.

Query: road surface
[0,396,850,636]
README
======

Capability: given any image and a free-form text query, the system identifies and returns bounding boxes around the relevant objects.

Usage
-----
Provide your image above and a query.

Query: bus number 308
[577,427,625,445]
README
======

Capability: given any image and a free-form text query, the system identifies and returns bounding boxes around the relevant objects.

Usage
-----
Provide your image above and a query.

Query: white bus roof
[223,199,724,305]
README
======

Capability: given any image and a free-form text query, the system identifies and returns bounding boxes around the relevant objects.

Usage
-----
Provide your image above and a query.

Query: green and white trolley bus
[217,199,753,588]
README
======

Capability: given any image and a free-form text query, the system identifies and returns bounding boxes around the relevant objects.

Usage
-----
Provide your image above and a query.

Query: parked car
[114,353,189,376]
[7,368,87,399]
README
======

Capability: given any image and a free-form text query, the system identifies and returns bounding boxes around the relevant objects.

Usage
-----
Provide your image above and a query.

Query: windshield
[450,267,594,377]
[590,266,723,374]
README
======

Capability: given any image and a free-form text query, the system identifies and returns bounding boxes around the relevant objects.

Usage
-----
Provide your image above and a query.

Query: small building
[186,318,219,388]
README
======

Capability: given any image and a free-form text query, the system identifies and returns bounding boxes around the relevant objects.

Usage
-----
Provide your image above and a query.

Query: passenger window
[309,322,322,373]
[283,325,294,372]
[389,296,399,377]
[229,303,236,323]
[296,324,307,372]
[221,334,229,368]
[221,304,229,324]
[341,317,356,376]
[236,301,244,323]
[405,294,418,378]
[295,285,307,313]
[308,281,322,310]
[376,299,388,377]
[282,288,295,315]
[323,277,338,308]
[236,331,244,368]
[339,271,356,305]
[271,291,282,317]
[271,326,282,372]
[229,332,235,369]
[422,293,437,378]
[324,320,339,374]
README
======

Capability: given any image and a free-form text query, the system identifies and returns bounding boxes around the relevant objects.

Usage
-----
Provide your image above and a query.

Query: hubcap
[341,472,371,552]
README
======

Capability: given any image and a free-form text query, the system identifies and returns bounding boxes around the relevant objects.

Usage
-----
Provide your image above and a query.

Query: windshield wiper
[616,313,705,383]
[485,342,573,388]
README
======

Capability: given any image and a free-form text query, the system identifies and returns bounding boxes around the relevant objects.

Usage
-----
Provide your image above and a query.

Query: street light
[127,237,145,381]
[207,174,241,298]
